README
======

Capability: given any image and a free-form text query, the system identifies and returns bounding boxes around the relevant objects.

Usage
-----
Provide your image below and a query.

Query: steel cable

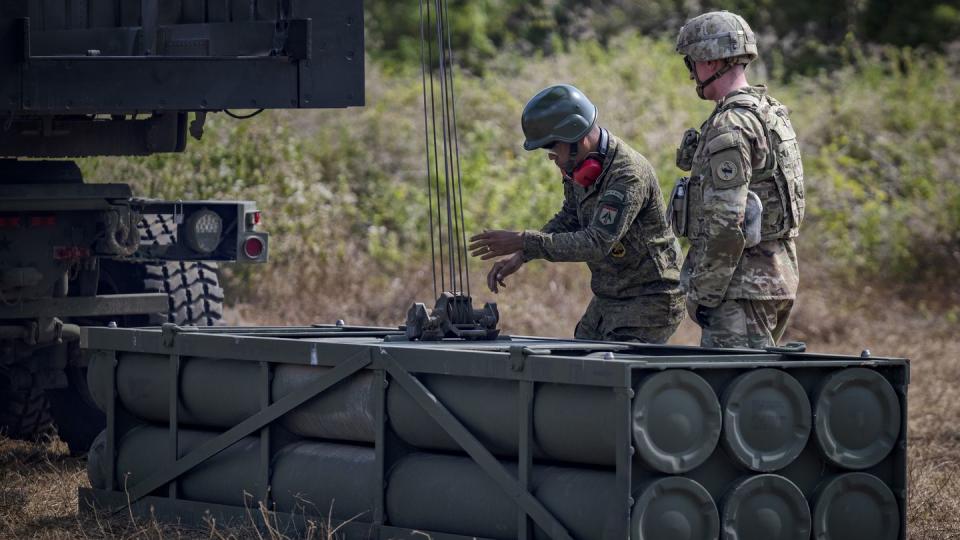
[418,0,439,297]
[419,0,470,296]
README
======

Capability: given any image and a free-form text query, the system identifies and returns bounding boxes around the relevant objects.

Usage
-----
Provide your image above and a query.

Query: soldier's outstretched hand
[486,252,524,293]
[469,230,524,260]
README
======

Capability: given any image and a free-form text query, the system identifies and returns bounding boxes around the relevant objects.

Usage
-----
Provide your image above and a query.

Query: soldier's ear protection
[570,128,609,188]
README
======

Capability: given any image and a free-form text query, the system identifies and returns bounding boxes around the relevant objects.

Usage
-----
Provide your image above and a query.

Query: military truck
[0,1,364,453]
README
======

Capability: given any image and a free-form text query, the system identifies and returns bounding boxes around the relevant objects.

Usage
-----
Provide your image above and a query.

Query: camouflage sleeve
[686,121,754,307]
[521,172,649,263]
[540,179,580,235]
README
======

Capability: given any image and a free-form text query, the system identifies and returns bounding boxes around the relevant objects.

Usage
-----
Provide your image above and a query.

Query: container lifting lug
[404,292,500,341]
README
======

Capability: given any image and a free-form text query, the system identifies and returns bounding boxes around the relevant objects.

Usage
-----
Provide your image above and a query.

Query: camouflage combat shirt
[682,86,800,308]
[522,134,685,327]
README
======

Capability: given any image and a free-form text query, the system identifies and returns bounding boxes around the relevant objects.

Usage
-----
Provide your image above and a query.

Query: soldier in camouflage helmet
[670,11,805,348]
[469,84,685,344]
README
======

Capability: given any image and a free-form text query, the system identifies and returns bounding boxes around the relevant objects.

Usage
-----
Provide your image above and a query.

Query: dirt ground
[1,263,958,539]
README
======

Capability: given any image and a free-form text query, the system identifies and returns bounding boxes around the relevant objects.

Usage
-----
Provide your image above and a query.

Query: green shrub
[80,37,960,297]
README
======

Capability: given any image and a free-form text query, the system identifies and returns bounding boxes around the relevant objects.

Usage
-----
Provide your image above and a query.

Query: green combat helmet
[676,11,758,64]
[676,11,758,98]
[521,84,597,151]
[521,84,598,177]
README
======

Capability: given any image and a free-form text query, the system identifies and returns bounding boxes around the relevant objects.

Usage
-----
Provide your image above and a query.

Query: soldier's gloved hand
[486,253,524,293]
[469,230,524,260]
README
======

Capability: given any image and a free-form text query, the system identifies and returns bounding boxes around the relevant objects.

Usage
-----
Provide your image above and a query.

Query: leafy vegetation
[82,34,958,299]
[366,0,960,76]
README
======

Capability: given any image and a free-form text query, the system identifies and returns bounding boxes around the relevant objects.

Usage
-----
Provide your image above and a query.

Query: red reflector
[30,216,56,227]
[243,237,264,258]
[246,211,262,227]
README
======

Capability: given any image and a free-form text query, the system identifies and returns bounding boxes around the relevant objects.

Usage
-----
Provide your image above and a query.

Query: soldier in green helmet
[670,11,806,348]
[469,84,685,343]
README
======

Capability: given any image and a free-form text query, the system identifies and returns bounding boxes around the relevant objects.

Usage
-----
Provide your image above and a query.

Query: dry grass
[2,260,958,538]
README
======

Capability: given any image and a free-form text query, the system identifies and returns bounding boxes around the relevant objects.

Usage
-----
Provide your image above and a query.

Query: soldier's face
[691,59,724,100]
[541,142,568,170]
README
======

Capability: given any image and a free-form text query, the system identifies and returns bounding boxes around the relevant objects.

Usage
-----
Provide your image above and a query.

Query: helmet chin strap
[695,60,734,99]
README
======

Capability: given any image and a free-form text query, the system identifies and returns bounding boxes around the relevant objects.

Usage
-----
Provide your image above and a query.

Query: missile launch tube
[87,425,377,520]
[87,353,377,443]
[385,453,720,540]
[88,354,722,469]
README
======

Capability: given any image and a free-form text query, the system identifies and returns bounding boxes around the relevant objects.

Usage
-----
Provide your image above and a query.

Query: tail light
[243,236,265,258]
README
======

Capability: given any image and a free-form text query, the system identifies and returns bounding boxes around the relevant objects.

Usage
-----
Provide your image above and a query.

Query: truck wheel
[139,214,224,326]
[144,261,224,326]
[0,371,55,442]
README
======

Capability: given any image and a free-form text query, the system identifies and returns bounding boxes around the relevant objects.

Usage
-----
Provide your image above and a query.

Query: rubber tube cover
[633,370,722,473]
[633,477,719,540]
[814,368,901,469]
[812,473,899,540]
[721,474,811,540]
[721,369,811,472]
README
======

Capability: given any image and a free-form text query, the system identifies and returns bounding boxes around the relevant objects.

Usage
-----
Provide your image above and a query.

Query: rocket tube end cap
[633,477,719,540]
[814,368,901,469]
[721,369,811,472]
[721,474,811,540]
[813,473,899,540]
[632,370,721,473]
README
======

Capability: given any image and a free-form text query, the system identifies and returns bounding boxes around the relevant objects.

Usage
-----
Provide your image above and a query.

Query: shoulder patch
[709,148,747,189]
[716,159,739,182]
[596,202,622,232]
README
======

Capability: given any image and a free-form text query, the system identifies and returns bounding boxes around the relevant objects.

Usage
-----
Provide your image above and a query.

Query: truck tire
[139,214,224,326]
[0,372,55,442]
[50,216,225,454]
[144,261,224,326]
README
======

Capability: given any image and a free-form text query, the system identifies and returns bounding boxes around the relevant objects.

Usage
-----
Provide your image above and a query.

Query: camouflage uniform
[672,86,804,348]
[523,135,685,343]
[672,11,805,349]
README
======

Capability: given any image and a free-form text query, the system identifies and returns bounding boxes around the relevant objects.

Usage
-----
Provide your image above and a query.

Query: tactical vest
[670,92,805,242]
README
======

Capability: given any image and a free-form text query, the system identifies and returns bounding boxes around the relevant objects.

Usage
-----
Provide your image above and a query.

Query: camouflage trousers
[693,298,794,349]
[574,294,684,344]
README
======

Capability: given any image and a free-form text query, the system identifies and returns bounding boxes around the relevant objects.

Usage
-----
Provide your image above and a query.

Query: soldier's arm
[540,179,581,234]
[687,112,764,307]
[521,170,650,263]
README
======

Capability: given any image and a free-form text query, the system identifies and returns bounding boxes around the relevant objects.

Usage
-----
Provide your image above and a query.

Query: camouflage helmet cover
[521,84,598,151]
[676,11,758,64]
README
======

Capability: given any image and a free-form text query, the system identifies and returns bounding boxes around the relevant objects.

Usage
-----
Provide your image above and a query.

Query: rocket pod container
[79,326,909,540]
